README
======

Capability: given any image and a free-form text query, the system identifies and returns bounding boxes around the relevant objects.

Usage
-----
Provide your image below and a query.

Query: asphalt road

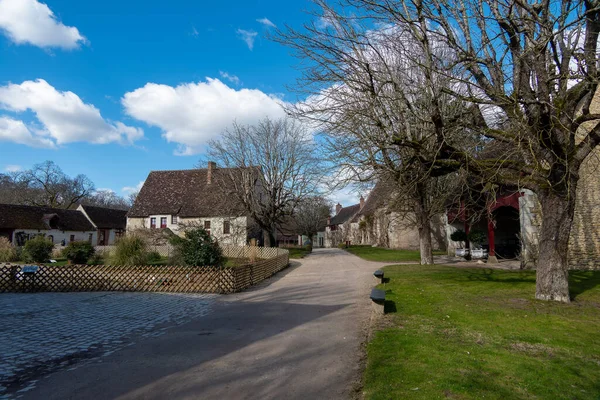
[14,248,381,400]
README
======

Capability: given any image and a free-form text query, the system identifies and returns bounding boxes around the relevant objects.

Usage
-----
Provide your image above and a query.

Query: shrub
[337,242,347,249]
[87,251,105,265]
[304,244,313,253]
[0,237,17,262]
[449,230,468,245]
[62,241,95,264]
[15,246,23,262]
[468,230,487,248]
[110,235,149,265]
[147,251,162,263]
[170,227,224,267]
[23,236,53,263]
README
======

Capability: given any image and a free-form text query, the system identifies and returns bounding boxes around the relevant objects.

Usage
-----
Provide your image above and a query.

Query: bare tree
[18,161,95,209]
[204,117,326,247]
[276,2,474,264]
[292,196,331,244]
[0,161,95,209]
[82,189,131,210]
[127,191,139,208]
[330,0,600,302]
[0,172,28,205]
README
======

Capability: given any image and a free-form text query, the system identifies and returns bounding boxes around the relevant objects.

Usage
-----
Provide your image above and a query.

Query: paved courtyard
[0,292,216,398]
[0,249,381,400]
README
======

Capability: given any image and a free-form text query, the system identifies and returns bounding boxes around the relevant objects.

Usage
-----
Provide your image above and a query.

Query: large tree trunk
[263,227,277,248]
[414,186,434,265]
[535,191,575,303]
[418,222,434,265]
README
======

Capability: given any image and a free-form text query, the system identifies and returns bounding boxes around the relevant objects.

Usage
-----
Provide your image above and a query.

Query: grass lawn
[346,245,446,262]
[288,248,311,259]
[364,265,600,399]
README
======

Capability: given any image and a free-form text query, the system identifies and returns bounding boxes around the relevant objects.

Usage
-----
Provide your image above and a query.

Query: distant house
[77,205,127,246]
[0,203,96,246]
[325,201,363,247]
[127,162,261,246]
[277,217,327,248]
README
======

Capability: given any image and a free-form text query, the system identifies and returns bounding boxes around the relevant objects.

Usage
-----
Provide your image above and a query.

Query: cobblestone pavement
[0,292,217,398]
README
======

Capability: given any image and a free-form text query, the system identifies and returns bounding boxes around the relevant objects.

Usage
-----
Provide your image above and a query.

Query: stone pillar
[519,189,540,269]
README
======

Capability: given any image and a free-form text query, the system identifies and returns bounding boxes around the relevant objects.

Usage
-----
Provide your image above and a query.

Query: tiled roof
[80,205,127,229]
[128,167,256,218]
[0,204,95,231]
[329,203,361,226]
[351,179,397,222]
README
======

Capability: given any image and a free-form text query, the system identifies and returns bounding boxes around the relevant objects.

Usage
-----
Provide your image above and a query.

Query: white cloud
[257,17,276,28]
[4,164,22,173]
[0,0,86,49]
[0,116,56,148]
[219,71,240,85]
[95,188,116,194]
[122,180,144,194]
[236,29,258,50]
[328,186,363,210]
[191,26,199,37]
[121,78,287,155]
[0,79,143,147]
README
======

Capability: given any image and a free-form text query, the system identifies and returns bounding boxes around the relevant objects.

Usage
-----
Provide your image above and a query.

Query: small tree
[23,236,53,263]
[170,227,224,267]
[468,230,487,250]
[62,241,95,264]
[110,235,149,265]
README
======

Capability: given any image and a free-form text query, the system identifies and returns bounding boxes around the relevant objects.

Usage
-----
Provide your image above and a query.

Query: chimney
[207,161,216,184]
[360,196,365,209]
[336,203,342,215]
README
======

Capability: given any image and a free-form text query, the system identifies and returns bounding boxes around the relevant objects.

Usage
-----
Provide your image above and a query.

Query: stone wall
[350,210,446,251]
[567,89,600,269]
[519,89,600,270]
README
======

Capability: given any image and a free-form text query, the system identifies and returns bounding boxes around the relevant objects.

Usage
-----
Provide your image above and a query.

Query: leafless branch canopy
[205,117,326,246]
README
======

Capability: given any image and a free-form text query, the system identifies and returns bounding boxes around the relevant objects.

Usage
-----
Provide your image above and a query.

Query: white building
[127,163,261,246]
[0,204,97,246]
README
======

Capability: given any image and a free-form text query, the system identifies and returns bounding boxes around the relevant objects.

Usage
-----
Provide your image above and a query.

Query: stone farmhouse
[127,162,261,246]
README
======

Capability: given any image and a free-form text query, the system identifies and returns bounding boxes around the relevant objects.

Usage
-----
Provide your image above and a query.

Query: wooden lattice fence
[0,247,289,294]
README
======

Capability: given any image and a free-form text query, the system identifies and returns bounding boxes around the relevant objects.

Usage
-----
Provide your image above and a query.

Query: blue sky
[0,0,362,202]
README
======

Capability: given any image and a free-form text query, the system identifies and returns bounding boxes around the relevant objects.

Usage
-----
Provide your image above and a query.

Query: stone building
[445,90,600,269]
[521,89,600,269]
[326,180,447,250]
[324,202,362,247]
[349,180,446,250]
